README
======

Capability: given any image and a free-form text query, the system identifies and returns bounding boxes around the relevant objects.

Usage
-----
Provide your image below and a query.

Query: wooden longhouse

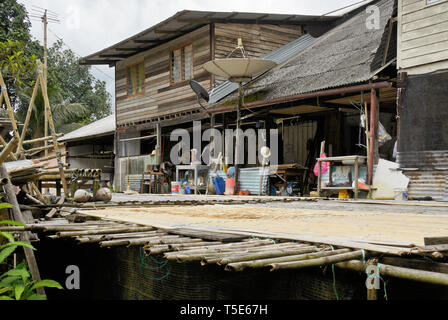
[79,10,340,192]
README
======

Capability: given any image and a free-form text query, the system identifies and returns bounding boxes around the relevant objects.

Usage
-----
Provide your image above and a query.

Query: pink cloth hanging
[313,153,329,177]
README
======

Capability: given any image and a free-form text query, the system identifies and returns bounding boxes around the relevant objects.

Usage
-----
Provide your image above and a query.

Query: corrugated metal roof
[208,34,319,104]
[214,0,396,106]
[59,114,115,143]
[80,10,338,66]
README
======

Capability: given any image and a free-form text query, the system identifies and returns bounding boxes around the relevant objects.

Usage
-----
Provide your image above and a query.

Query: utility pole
[30,6,60,194]
[43,10,49,194]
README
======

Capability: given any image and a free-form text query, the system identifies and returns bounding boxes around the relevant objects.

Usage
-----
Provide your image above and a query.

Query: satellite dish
[189,80,209,102]
[203,58,277,83]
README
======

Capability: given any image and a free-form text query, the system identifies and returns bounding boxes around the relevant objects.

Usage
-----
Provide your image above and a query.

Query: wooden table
[317,156,367,199]
[140,171,165,194]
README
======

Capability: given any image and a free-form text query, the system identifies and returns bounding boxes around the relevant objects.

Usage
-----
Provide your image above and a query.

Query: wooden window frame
[169,42,194,86]
[126,60,146,98]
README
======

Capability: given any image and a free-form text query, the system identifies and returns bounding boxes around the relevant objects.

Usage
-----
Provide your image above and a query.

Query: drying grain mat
[78,205,448,249]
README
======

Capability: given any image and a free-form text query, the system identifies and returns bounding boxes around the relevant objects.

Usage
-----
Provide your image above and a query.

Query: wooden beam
[133,40,164,44]
[0,164,46,297]
[425,237,448,246]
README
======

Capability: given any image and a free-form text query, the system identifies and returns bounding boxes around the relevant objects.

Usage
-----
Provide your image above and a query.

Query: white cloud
[18,0,365,110]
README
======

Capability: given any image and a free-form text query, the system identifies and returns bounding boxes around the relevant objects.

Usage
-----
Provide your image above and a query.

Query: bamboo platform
[4,214,448,289]
[76,205,448,251]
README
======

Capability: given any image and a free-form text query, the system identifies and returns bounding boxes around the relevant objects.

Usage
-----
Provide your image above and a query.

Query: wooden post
[0,164,45,297]
[354,156,359,200]
[234,83,243,193]
[38,64,69,196]
[43,11,49,190]
[16,76,41,156]
[368,89,378,185]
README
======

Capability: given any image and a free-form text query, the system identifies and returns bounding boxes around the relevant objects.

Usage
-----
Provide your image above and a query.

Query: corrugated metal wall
[214,168,269,196]
[403,170,447,201]
[282,121,317,166]
[398,150,448,201]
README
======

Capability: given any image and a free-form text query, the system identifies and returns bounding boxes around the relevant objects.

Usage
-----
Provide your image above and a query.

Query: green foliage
[0,0,32,44]
[0,40,37,88]
[47,40,112,122]
[0,218,63,300]
[0,0,112,135]
[17,81,89,138]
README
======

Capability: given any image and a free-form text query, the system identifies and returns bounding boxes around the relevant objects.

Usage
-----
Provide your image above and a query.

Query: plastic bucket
[225,178,235,195]
[171,182,180,195]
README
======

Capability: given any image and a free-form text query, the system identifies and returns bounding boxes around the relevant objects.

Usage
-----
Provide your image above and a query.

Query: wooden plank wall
[213,23,302,86]
[115,26,211,127]
[398,0,448,72]
[116,23,302,127]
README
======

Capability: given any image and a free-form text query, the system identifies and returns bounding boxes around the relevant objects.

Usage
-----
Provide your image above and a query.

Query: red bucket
[225,178,235,195]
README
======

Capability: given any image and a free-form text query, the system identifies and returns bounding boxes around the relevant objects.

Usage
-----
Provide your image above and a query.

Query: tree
[47,40,112,122]
[0,0,112,142]
[0,0,39,108]
[0,0,32,44]
[16,82,88,139]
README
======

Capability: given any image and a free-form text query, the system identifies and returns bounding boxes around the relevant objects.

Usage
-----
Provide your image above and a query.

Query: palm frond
[56,122,86,134]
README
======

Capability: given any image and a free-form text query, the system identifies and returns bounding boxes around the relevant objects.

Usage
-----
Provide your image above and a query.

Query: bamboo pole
[77,231,165,244]
[163,239,276,258]
[16,76,41,156]
[169,243,305,264]
[0,136,18,165]
[270,250,367,271]
[335,260,448,287]
[44,163,70,170]
[23,143,65,155]
[145,241,225,255]
[100,235,181,248]
[0,164,45,296]
[30,183,48,205]
[37,64,69,196]
[22,134,64,146]
[207,245,318,266]
[0,72,21,141]
[225,248,351,272]
[169,241,223,251]
[56,226,156,238]
[36,151,68,163]
[25,193,45,206]
[0,136,16,161]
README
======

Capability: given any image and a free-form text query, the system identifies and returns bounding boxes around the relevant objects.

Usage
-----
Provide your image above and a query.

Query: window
[427,0,442,4]
[127,62,145,96]
[170,43,193,84]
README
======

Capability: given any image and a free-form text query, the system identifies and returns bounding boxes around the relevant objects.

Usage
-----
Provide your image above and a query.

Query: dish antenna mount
[189,80,209,112]
[202,38,277,193]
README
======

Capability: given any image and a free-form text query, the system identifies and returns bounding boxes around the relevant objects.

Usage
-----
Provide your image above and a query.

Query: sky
[18,0,369,111]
